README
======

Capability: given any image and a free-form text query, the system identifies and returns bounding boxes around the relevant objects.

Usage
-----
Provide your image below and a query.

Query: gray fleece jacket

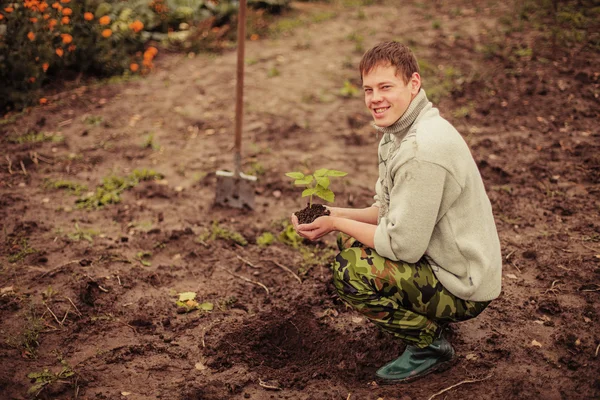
[373,89,502,302]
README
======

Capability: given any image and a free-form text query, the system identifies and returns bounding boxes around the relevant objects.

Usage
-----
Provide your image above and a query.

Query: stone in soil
[295,204,330,224]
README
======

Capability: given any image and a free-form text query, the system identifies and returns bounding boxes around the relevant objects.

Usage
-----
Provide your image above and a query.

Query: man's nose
[371,90,382,102]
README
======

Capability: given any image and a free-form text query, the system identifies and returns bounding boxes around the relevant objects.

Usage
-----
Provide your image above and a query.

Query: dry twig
[44,302,63,327]
[64,296,82,317]
[237,255,260,269]
[40,260,81,278]
[266,258,302,283]
[428,372,493,400]
[595,344,599,358]
[219,267,269,294]
[5,155,12,174]
[20,160,27,175]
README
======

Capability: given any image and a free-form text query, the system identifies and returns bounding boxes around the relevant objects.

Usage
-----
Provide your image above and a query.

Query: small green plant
[45,179,88,196]
[6,306,43,358]
[84,115,104,126]
[27,360,75,397]
[257,232,275,247]
[198,221,248,246]
[285,168,347,206]
[267,66,280,78]
[67,223,99,243]
[8,131,64,144]
[8,238,37,263]
[135,251,152,267]
[339,80,359,97]
[175,292,214,313]
[278,223,303,249]
[76,168,163,209]
[142,133,160,150]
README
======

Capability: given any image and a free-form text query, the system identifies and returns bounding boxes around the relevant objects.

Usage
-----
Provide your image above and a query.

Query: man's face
[362,64,421,128]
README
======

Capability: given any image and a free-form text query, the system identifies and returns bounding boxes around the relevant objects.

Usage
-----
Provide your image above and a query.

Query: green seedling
[8,238,37,263]
[257,232,275,247]
[285,168,347,207]
[142,133,160,150]
[197,221,248,246]
[84,115,103,126]
[8,131,64,144]
[135,251,152,267]
[45,179,88,196]
[175,292,214,313]
[339,80,359,97]
[27,360,75,397]
[68,223,99,243]
[76,168,163,209]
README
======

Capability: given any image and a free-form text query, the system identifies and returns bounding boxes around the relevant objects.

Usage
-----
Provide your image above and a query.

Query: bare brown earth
[1,1,599,399]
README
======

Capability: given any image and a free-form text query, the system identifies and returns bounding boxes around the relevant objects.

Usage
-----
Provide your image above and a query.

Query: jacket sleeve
[374,159,449,263]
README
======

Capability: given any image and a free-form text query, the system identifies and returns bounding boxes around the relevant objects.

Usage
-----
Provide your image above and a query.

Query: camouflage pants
[333,234,490,348]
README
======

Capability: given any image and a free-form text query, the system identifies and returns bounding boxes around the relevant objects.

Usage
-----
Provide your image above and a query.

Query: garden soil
[1,1,599,399]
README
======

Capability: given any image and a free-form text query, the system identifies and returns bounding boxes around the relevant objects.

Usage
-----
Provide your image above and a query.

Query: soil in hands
[294,204,330,224]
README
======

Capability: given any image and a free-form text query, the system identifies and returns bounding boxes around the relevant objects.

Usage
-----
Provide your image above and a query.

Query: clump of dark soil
[294,204,330,224]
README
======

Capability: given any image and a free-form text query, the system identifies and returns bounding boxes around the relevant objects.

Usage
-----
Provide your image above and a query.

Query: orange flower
[29,77,36,83]
[27,31,36,41]
[49,19,58,30]
[43,14,50,20]
[101,29,112,38]
[60,0,70,3]
[39,2,48,12]
[42,63,49,72]
[4,7,14,13]
[84,12,93,21]
[142,58,152,68]
[51,2,60,8]
[0,14,4,21]
[61,7,71,15]
[61,33,72,44]
[56,48,64,57]
[30,17,38,23]
[61,16,69,24]
[40,98,48,105]
[99,15,110,25]
[130,63,139,72]
[129,20,144,33]
[146,46,158,56]
[250,34,259,41]
[68,44,75,51]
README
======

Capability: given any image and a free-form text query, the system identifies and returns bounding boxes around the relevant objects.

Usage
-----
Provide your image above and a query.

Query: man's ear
[410,72,421,94]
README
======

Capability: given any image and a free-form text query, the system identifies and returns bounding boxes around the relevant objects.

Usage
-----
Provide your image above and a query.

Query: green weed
[8,131,64,144]
[135,251,152,267]
[257,232,275,247]
[27,360,76,397]
[8,238,37,263]
[44,179,88,196]
[198,221,248,246]
[142,133,160,150]
[76,168,163,209]
[267,66,280,78]
[6,306,43,358]
[67,223,99,243]
[339,80,360,98]
[84,115,103,126]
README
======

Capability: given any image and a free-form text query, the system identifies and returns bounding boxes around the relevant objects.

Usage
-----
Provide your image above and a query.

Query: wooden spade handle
[234,0,247,175]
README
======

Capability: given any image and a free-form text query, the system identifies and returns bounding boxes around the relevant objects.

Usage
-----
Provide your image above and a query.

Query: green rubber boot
[375,337,455,383]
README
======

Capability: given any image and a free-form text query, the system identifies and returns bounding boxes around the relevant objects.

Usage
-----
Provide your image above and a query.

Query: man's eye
[382,85,391,89]
[364,88,372,93]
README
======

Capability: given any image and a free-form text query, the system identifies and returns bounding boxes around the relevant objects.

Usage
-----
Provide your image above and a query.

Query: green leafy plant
[285,168,347,206]
[176,292,214,313]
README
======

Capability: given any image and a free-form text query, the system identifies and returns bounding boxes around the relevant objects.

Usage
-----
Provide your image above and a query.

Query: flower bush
[0,0,291,114]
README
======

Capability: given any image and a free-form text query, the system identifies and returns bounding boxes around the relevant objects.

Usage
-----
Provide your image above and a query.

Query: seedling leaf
[315,176,330,189]
[315,186,335,202]
[324,169,347,177]
[314,168,328,177]
[295,175,314,185]
[302,188,317,197]
[285,172,305,179]
[178,292,197,302]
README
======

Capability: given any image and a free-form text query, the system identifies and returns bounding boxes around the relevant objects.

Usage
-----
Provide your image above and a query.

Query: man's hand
[291,213,336,241]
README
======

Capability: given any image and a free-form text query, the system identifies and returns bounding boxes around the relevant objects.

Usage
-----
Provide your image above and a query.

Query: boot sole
[374,356,458,385]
